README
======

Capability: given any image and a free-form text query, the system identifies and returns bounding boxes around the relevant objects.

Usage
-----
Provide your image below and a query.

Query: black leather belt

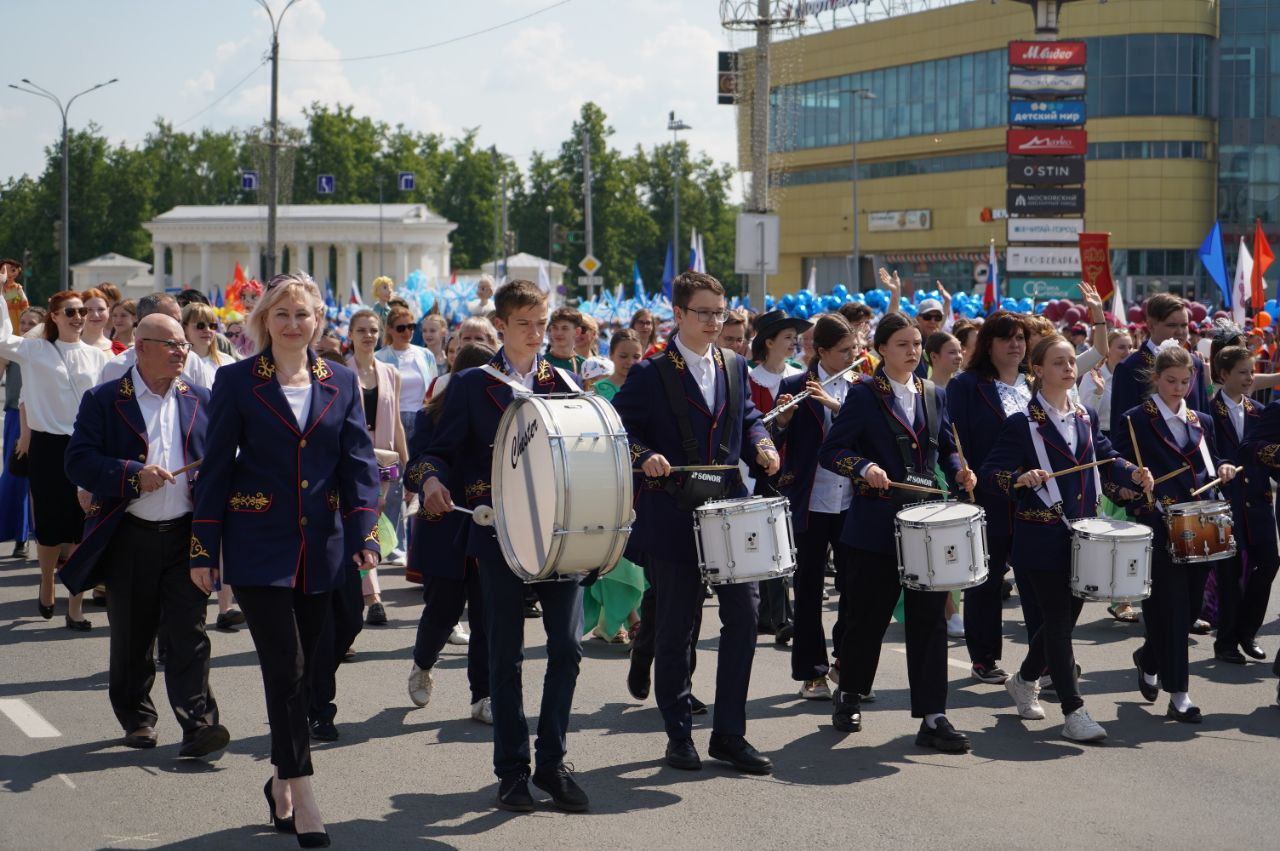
[125,513,192,533]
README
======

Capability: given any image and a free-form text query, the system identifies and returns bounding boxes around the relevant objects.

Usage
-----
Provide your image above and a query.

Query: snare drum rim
[1166,500,1231,517]
[696,495,789,518]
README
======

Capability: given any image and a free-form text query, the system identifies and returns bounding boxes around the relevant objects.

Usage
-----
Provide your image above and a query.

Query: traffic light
[566,230,583,244]
[551,224,566,252]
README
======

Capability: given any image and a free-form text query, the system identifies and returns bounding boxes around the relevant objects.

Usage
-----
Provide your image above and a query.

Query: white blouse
[0,309,108,435]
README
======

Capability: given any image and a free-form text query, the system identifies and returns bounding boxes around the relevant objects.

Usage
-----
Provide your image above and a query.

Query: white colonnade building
[142,204,457,300]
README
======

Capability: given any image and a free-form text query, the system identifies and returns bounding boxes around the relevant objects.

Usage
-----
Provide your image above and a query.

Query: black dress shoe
[365,601,387,626]
[496,771,534,812]
[1166,702,1203,724]
[665,737,701,770]
[915,717,971,753]
[1133,648,1160,703]
[774,623,794,645]
[215,609,245,631]
[690,695,708,715]
[297,831,331,848]
[37,600,54,620]
[523,602,542,619]
[1215,647,1248,665]
[708,734,772,774]
[264,777,296,834]
[309,719,338,742]
[64,614,92,632]
[123,727,157,749]
[532,763,589,812]
[832,690,862,733]
[179,723,230,758]
[1240,640,1268,661]
[626,652,651,701]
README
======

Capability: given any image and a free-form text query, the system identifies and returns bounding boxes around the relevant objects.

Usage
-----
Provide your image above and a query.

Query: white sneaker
[448,624,470,645]
[1005,672,1046,720]
[408,665,434,707]
[799,677,832,700]
[1062,707,1107,742]
[946,613,965,638]
[470,697,493,725]
[385,551,406,566]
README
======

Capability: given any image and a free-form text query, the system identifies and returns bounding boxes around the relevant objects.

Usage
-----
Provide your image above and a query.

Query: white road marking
[892,647,971,671]
[58,773,76,789]
[0,698,61,738]
[104,834,159,846]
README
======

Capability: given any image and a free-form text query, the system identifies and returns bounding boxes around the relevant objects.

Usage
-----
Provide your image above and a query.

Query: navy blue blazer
[404,402,468,580]
[1108,342,1209,436]
[413,349,579,566]
[191,350,381,593]
[773,367,853,534]
[1208,390,1277,560]
[818,368,965,556]
[945,369,1020,539]
[612,339,775,565]
[60,372,209,594]
[1109,399,1225,543]
[978,398,1139,573]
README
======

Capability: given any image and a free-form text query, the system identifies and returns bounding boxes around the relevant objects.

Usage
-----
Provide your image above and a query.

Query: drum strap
[481,365,532,396]
[880,378,939,475]
[1191,428,1215,484]
[1027,421,1072,529]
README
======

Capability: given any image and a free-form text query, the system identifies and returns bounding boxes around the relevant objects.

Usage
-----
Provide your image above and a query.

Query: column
[292,242,308,274]
[172,244,185,288]
[318,245,333,293]
[199,243,211,290]
[247,244,260,282]
[152,242,167,290]
[343,243,358,303]
[395,243,409,283]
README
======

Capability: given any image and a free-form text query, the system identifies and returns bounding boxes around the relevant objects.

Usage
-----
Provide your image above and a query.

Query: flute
[762,356,868,424]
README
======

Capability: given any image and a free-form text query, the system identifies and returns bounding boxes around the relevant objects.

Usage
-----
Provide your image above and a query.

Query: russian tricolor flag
[983,239,999,313]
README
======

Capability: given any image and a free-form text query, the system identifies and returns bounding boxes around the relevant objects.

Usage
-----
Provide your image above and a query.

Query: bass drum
[492,393,633,582]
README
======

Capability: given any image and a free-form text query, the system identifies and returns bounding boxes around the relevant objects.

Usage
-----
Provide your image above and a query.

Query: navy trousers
[413,570,489,705]
[1139,547,1211,694]
[791,510,850,681]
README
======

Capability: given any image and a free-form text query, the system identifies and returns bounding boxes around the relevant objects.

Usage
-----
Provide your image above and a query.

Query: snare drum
[1165,500,1236,563]
[1069,518,1153,602]
[694,496,797,586]
[491,393,633,582]
[894,501,989,591]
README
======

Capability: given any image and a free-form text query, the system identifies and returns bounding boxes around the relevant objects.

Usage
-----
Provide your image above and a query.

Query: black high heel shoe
[37,600,54,619]
[263,778,296,834]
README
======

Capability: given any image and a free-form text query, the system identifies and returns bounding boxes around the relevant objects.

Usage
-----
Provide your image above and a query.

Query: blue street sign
[1009,100,1086,126]
[241,170,259,191]
[317,174,336,194]
[398,171,415,192]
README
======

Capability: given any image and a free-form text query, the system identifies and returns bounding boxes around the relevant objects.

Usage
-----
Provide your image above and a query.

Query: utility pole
[668,111,692,271]
[546,205,555,262]
[582,127,595,300]
[257,0,300,279]
[500,170,509,279]
[490,147,501,278]
[747,0,772,309]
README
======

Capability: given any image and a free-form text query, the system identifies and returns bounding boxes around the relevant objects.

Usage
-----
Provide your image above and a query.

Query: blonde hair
[182,302,223,365]
[247,273,323,353]
[372,276,394,301]
[384,306,417,345]
[456,315,499,348]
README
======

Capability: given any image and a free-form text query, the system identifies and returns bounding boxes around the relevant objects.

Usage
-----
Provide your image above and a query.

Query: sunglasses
[919,312,944,321]
[62,307,88,318]
[393,323,414,333]
[189,322,213,331]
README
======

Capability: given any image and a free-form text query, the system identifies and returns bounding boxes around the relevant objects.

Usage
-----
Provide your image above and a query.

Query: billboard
[1007,128,1088,156]
[1007,277,1082,299]
[1009,71,1087,96]
[1007,187,1085,215]
[867,209,932,232]
[1006,247,1083,274]
[1009,100,1086,126]
[1009,40,1087,68]
[1007,217,1086,243]
[1007,156,1085,186]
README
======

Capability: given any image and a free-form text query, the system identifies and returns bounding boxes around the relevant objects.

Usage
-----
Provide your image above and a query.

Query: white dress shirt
[101,345,216,390]
[809,365,854,514]
[995,374,1032,418]
[1223,393,1246,441]
[888,374,917,424]
[1078,363,1113,430]
[502,351,537,390]
[0,308,108,435]
[1038,392,1078,454]
[126,368,192,521]
[1153,394,1191,447]
[674,335,716,409]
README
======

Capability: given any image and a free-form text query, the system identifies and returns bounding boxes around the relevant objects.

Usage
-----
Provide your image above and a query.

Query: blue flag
[661,241,674,301]
[1198,222,1230,307]
[214,288,224,308]
[632,262,644,299]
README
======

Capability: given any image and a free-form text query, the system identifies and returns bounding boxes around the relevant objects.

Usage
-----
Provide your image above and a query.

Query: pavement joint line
[892,647,971,671]
[0,697,60,738]
[58,773,76,789]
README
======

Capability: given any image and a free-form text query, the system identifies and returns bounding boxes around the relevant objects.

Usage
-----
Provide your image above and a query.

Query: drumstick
[1189,466,1243,498]
[1013,458,1113,489]
[452,505,495,527]
[950,423,973,503]
[1151,464,1189,486]
[631,464,738,475]
[1127,415,1154,506]
[172,458,202,476]
[888,480,948,496]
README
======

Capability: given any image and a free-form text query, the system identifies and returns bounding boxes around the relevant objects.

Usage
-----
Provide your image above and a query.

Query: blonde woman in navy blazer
[190,273,380,847]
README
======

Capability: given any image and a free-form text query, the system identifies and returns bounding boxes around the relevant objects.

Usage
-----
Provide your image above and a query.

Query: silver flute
[762,356,868,424]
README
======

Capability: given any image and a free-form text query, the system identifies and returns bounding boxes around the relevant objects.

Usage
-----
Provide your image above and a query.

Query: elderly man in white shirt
[100,293,217,389]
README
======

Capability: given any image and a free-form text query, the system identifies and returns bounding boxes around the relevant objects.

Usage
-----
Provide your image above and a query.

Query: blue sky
[2,0,743,186]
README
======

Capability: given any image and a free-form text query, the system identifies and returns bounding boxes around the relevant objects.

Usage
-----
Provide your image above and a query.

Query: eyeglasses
[61,307,88,318]
[684,308,730,324]
[190,322,213,331]
[140,338,192,353]
[393,323,414,333]
[919,312,944,321]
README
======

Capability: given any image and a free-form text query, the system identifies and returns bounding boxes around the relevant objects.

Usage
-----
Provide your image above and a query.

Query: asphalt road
[0,555,1277,850]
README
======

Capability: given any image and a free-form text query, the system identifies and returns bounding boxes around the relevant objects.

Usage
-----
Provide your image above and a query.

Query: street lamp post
[667,111,691,267]
[256,0,301,279]
[838,88,876,291]
[8,77,118,291]
[545,205,555,262]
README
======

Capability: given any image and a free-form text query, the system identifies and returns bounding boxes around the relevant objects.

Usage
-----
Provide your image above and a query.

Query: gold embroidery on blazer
[119,376,134,398]
[254,356,276,380]
[190,535,210,560]
[311,358,332,381]
[228,491,271,512]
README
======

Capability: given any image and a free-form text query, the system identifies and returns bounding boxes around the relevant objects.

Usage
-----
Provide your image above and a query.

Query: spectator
[97,282,121,307]
[182,303,237,374]
[925,331,964,389]
[111,299,137,348]
[546,307,586,371]
[420,313,448,369]
[576,314,600,359]
[630,308,659,356]
[81,288,124,355]
[0,306,42,559]
[717,309,751,358]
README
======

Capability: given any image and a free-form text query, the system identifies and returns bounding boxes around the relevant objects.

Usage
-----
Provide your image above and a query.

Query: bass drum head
[492,396,558,580]
[1070,517,1151,539]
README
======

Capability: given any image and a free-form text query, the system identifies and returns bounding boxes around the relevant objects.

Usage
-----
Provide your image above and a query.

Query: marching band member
[190,273,381,846]
[1109,294,1209,436]
[1111,344,1237,723]
[979,335,1150,742]
[612,270,780,775]
[418,280,588,814]
[770,314,858,700]
[1240,389,1280,708]
[818,312,976,751]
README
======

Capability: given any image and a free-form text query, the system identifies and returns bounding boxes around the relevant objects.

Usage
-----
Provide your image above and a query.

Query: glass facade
[772,33,1210,153]
[1217,0,1280,226]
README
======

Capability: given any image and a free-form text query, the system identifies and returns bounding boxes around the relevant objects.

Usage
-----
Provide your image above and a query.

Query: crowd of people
[2,255,1279,838]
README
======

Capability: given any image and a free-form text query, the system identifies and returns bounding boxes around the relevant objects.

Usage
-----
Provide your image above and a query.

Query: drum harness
[653,346,743,512]
[1027,408,1104,529]
[880,378,941,508]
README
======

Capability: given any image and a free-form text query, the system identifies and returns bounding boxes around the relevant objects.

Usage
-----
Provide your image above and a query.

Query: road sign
[578,255,601,275]
[734,213,780,275]
[316,174,335,195]
[240,170,259,191]
[398,171,415,192]
[577,275,603,288]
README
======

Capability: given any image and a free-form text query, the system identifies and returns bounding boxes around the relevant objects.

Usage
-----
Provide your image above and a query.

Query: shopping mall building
[742,0,1270,302]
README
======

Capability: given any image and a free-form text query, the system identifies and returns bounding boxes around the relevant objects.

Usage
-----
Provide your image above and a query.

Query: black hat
[751,309,814,362]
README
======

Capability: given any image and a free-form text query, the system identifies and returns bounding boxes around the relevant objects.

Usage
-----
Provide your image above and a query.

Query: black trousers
[791,511,851,681]
[1210,555,1244,654]
[1237,549,1280,644]
[648,557,758,739]
[1138,547,1210,695]
[308,565,363,725]
[756,577,792,633]
[235,584,332,779]
[413,570,489,705]
[104,515,217,736]
[964,533,1010,668]
[838,548,948,717]
[1017,570,1085,717]
[631,582,697,679]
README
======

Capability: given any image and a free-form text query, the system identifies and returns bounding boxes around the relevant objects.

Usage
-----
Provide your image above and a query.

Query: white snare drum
[895,501,989,591]
[694,496,796,586]
[491,393,633,583]
[1069,518,1153,602]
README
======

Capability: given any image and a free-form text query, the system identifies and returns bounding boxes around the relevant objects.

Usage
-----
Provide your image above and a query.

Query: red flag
[1078,232,1114,302]
[233,261,247,287]
[1252,219,1274,310]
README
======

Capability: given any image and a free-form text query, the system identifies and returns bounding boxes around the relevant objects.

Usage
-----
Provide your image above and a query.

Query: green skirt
[583,557,647,637]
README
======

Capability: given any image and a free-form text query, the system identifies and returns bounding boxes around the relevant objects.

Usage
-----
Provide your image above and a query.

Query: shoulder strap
[553,367,582,394]
[652,352,701,465]
[719,348,741,464]
[921,378,940,469]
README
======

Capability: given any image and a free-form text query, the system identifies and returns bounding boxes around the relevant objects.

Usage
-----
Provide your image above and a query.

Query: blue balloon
[780,293,795,309]
[901,303,918,318]
[764,295,775,310]
[850,292,865,303]
[832,283,848,299]
[1035,301,1048,314]
[1018,297,1034,312]
[1267,299,1279,314]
